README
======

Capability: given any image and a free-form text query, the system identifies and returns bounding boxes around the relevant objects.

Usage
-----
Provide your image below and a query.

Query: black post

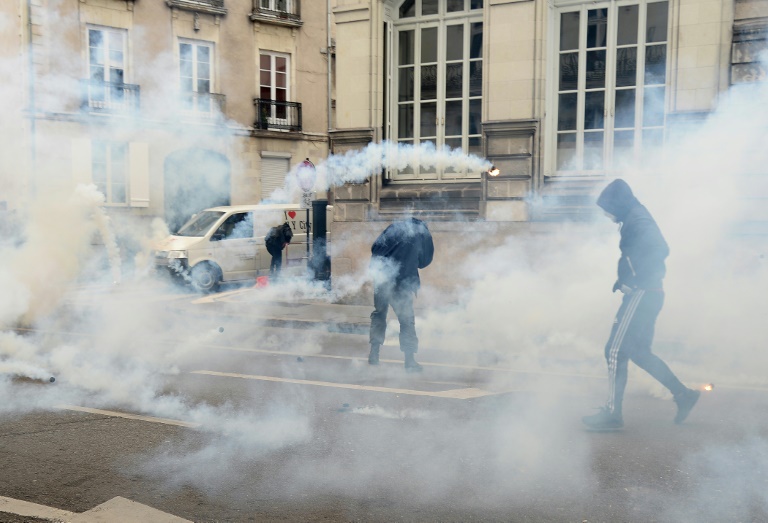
[310,199,330,283]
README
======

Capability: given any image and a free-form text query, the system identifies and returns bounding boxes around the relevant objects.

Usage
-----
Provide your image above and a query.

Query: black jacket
[597,179,669,290]
[371,218,434,292]
[265,222,293,254]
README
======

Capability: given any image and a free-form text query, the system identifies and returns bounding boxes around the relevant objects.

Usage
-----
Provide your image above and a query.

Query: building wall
[0,0,28,209]
[671,0,734,113]
[328,0,766,303]
[1,0,330,243]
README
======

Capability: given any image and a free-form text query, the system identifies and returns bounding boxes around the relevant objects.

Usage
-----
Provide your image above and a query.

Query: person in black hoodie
[583,179,700,430]
[265,222,293,278]
[368,217,434,372]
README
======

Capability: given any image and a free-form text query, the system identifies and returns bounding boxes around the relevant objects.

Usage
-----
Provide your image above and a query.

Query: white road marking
[0,496,192,523]
[208,345,605,380]
[191,370,500,400]
[191,288,249,304]
[13,328,764,391]
[0,327,609,381]
[0,496,75,521]
[54,405,200,428]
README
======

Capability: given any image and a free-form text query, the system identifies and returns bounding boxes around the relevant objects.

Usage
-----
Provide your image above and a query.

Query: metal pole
[26,0,37,197]
[306,208,310,263]
[327,0,332,133]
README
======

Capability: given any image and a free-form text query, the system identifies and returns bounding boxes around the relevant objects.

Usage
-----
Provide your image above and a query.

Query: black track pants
[604,289,686,416]
[369,281,418,354]
[267,245,283,276]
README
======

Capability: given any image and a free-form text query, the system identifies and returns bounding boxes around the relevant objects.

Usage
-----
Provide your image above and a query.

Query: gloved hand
[613,281,633,294]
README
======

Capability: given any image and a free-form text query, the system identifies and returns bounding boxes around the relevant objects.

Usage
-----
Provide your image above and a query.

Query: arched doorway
[163,149,231,233]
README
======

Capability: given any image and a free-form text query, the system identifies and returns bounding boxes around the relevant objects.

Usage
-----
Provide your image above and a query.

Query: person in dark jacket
[582,179,700,430]
[368,217,434,372]
[265,222,293,278]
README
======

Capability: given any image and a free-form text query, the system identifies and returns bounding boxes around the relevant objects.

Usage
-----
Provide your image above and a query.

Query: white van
[153,203,313,291]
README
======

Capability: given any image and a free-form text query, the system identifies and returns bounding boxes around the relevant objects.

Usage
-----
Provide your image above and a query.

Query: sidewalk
[187,287,374,334]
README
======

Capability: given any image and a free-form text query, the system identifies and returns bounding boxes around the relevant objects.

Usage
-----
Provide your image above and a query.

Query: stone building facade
[1,0,330,239]
[329,0,768,300]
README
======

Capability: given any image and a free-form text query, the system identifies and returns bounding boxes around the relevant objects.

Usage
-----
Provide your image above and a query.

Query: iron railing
[166,0,226,14]
[254,98,302,132]
[251,0,301,24]
[180,91,226,119]
[80,80,140,113]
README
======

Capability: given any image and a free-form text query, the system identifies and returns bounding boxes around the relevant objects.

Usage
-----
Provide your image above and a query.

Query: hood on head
[596,179,639,220]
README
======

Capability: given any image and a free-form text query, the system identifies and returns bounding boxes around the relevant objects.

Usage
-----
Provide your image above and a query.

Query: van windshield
[176,211,225,237]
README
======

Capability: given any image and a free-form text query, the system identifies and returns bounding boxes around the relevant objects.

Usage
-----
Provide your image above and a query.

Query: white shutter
[71,138,92,187]
[129,142,150,207]
[261,156,289,201]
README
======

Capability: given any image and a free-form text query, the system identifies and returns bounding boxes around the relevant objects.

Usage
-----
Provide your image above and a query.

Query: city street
[1,284,767,522]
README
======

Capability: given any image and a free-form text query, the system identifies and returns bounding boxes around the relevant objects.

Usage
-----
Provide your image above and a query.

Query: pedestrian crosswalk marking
[191,370,497,400]
[0,495,192,522]
[54,405,200,428]
[0,495,75,521]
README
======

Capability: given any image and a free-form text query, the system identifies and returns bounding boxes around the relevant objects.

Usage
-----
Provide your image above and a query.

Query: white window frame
[545,0,671,178]
[179,39,215,114]
[92,141,129,206]
[388,0,484,183]
[260,0,292,12]
[259,51,291,125]
[86,26,127,109]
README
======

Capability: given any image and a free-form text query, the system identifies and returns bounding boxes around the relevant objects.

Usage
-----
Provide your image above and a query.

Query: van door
[283,208,311,270]
[210,211,258,281]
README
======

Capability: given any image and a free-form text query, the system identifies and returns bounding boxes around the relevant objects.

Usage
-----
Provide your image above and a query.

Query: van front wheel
[191,263,221,293]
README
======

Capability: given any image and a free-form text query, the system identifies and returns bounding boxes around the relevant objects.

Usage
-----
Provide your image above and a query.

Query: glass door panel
[391,3,483,181]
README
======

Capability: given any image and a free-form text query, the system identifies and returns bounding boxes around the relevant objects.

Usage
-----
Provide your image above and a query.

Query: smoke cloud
[1,9,767,519]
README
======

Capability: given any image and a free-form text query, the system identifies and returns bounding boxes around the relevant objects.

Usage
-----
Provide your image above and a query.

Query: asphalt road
[1,287,767,522]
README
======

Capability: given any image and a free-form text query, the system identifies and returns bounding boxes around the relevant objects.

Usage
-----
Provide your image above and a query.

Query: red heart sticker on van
[288,211,296,219]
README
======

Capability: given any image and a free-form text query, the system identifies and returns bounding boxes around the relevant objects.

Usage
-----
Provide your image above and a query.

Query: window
[92,142,128,205]
[180,41,214,113]
[389,0,483,181]
[259,52,290,123]
[214,213,254,240]
[551,1,669,176]
[87,27,127,109]
[260,0,290,12]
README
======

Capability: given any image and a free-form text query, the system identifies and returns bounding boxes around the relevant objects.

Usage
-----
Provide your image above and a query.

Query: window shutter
[71,138,92,187]
[261,156,289,201]
[129,142,150,207]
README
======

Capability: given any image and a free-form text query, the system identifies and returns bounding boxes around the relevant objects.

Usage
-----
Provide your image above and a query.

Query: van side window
[215,212,253,240]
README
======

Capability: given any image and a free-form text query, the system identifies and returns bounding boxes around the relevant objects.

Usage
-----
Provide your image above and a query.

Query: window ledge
[380,182,482,200]
[165,0,227,16]
[249,10,302,27]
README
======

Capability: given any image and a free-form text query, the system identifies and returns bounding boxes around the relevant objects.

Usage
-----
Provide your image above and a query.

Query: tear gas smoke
[268,140,493,204]
[1,22,767,520]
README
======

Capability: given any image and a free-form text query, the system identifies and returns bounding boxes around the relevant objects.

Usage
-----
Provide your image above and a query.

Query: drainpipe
[26,0,37,196]
[326,0,332,134]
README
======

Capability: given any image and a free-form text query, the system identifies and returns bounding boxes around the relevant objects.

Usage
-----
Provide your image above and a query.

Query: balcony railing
[250,0,301,26]
[80,80,140,113]
[254,98,302,132]
[165,0,227,16]
[180,91,226,120]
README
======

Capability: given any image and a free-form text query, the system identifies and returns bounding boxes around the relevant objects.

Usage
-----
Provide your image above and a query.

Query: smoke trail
[0,184,123,325]
[86,188,123,284]
[270,140,493,203]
